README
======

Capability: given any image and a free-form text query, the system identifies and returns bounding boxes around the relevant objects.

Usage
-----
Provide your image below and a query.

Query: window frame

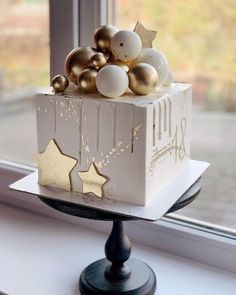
[49,0,110,78]
[0,0,235,274]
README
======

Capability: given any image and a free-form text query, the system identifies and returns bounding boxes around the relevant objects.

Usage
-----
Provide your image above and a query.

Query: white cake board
[10,160,209,221]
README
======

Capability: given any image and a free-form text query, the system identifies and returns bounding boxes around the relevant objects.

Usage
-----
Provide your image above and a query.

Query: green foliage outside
[1,0,236,110]
[119,0,236,111]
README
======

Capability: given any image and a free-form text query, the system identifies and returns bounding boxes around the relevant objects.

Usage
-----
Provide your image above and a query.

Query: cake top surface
[39,82,191,106]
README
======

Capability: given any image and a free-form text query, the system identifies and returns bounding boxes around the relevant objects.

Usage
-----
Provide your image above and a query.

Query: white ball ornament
[96,65,129,98]
[111,30,142,62]
[134,48,169,87]
[163,71,174,86]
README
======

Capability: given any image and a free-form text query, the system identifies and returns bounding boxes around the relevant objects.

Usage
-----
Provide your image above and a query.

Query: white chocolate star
[78,162,108,198]
[36,139,77,191]
[134,21,157,48]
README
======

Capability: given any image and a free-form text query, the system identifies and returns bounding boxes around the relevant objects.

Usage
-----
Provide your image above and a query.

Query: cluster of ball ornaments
[51,22,172,98]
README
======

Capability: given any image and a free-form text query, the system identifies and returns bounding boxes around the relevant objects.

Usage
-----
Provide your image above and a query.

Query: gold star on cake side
[78,162,108,198]
[134,21,157,48]
[36,139,77,191]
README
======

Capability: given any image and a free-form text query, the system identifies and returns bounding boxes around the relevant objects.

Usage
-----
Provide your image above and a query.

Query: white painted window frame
[49,0,111,78]
[0,0,235,275]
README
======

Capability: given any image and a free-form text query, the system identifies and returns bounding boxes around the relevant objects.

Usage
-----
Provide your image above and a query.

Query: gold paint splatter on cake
[80,123,143,173]
[150,117,188,171]
[130,125,142,153]
[85,145,90,152]
[81,135,85,145]
[96,161,103,170]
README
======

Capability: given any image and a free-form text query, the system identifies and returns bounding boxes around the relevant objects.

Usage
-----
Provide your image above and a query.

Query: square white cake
[36,83,192,205]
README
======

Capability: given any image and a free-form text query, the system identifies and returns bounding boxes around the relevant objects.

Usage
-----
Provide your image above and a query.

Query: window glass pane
[0,0,49,166]
[117,0,236,231]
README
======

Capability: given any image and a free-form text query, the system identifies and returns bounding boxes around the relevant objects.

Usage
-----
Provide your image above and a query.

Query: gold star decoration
[134,21,157,48]
[35,139,77,191]
[78,162,108,198]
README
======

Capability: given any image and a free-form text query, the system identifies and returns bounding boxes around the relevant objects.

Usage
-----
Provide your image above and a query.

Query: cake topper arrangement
[52,22,173,98]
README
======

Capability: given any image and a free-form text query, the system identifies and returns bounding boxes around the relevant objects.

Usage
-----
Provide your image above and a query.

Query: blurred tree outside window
[0,0,49,165]
[117,0,236,231]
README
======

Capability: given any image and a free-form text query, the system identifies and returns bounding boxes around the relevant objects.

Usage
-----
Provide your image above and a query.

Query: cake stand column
[79,220,156,295]
[105,220,132,280]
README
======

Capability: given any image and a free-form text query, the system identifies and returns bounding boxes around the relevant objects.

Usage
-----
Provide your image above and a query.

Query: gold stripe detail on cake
[164,99,167,132]
[158,100,162,140]
[153,104,156,146]
[131,104,136,153]
[167,96,172,137]
[79,99,84,164]
[150,117,188,171]
[96,103,102,152]
[179,117,186,160]
[50,97,57,134]
[152,96,172,148]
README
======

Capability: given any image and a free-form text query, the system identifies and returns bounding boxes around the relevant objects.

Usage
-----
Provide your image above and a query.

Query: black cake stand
[38,177,202,295]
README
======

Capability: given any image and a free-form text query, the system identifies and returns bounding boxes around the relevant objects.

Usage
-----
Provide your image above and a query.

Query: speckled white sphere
[133,48,169,87]
[111,30,142,62]
[96,65,129,98]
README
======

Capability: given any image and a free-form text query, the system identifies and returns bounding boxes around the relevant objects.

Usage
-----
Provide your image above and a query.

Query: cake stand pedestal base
[11,172,202,295]
[80,258,156,295]
[79,220,156,295]
[37,178,201,295]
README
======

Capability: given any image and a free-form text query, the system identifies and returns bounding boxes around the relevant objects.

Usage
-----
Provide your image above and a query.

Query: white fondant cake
[36,83,192,205]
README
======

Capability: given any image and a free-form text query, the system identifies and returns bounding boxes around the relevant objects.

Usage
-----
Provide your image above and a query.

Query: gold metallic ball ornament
[132,48,169,88]
[89,52,107,69]
[64,46,97,84]
[128,63,158,95]
[108,54,130,72]
[51,75,69,93]
[108,60,129,72]
[94,25,118,53]
[78,68,98,93]
[107,53,129,73]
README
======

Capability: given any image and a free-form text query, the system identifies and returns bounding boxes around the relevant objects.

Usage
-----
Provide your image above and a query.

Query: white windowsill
[0,202,235,295]
[0,160,236,276]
